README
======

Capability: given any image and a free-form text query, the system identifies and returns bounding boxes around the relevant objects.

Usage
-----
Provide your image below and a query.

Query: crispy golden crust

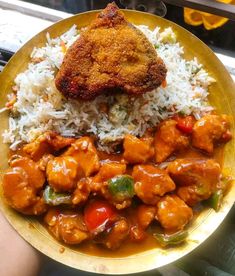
[55,2,167,100]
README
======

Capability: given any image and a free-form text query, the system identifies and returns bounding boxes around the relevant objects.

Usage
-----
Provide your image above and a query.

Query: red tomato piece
[84,200,117,233]
[175,116,195,134]
[222,131,232,142]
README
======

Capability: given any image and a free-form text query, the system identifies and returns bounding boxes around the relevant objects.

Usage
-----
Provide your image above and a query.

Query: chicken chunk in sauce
[123,134,154,164]
[90,162,126,191]
[23,131,75,161]
[137,205,156,229]
[10,156,45,189]
[44,209,89,244]
[64,137,100,176]
[167,158,221,206]
[192,114,232,153]
[91,162,131,209]
[129,204,156,242]
[95,218,130,250]
[156,195,193,231]
[154,119,189,163]
[72,178,91,205]
[3,157,46,215]
[46,156,82,192]
[2,111,232,253]
[133,164,175,204]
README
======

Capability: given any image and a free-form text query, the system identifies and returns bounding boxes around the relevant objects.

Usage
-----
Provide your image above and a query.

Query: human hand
[0,210,41,276]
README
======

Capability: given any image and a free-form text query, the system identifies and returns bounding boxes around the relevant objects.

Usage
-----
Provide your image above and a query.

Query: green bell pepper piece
[208,190,223,212]
[43,186,72,206]
[108,175,135,201]
[208,176,231,212]
[153,230,188,247]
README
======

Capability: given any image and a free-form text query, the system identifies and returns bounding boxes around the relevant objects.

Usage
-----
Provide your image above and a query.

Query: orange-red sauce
[75,146,224,257]
[8,142,225,257]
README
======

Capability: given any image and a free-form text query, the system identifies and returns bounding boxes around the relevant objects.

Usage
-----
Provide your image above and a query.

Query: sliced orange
[184,0,235,30]
[184,8,203,26]
[218,0,233,3]
[202,14,229,30]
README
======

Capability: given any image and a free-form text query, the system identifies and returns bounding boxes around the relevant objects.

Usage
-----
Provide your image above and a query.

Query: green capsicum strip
[208,190,223,212]
[43,186,72,206]
[108,175,135,201]
[153,230,188,247]
[208,177,231,211]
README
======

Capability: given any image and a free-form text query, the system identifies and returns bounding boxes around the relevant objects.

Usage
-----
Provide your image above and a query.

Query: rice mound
[2,25,214,152]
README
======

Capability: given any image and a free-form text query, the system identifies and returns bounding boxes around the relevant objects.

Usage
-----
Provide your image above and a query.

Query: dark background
[22,0,235,55]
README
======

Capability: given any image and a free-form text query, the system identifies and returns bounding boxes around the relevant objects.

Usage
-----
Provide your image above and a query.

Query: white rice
[2,25,215,152]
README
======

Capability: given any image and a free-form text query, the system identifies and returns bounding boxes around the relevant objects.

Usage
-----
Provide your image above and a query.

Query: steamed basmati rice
[2,25,215,152]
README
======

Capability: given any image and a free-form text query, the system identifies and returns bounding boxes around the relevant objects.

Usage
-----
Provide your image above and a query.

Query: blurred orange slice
[184,0,234,30]
[219,0,233,3]
[202,14,229,30]
[184,8,203,26]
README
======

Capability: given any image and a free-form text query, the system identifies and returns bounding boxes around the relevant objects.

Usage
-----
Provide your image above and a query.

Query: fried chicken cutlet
[55,2,167,100]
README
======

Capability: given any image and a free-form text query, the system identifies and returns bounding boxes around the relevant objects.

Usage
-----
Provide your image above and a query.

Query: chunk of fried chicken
[156,195,193,231]
[133,164,176,205]
[91,162,130,209]
[90,161,126,192]
[44,209,89,245]
[137,205,156,229]
[192,114,232,153]
[123,134,154,164]
[55,3,167,100]
[2,157,47,215]
[154,119,189,163]
[46,156,83,192]
[167,158,221,206]
[23,131,75,161]
[64,137,100,176]
[72,178,91,205]
[127,205,156,242]
[95,218,129,250]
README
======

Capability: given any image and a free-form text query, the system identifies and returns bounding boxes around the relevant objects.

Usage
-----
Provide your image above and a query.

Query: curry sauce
[2,113,232,255]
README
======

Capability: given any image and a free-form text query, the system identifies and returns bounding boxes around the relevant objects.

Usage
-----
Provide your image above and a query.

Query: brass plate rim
[0,9,235,274]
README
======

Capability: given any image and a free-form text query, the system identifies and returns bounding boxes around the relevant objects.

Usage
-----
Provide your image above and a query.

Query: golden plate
[0,10,235,274]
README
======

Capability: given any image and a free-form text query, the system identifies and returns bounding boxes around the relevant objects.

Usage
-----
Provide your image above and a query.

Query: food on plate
[2,113,232,251]
[192,114,232,153]
[123,134,154,164]
[156,194,193,231]
[168,159,221,206]
[44,209,89,244]
[154,119,190,162]
[63,137,100,176]
[23,131,76,161]
[0,3,233,255]
[153,230,188,247]
[2,8,218,153]
[2,156,47,215]
[46,156,81,192]
[133,164,176,204]
[55,3,167,100]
